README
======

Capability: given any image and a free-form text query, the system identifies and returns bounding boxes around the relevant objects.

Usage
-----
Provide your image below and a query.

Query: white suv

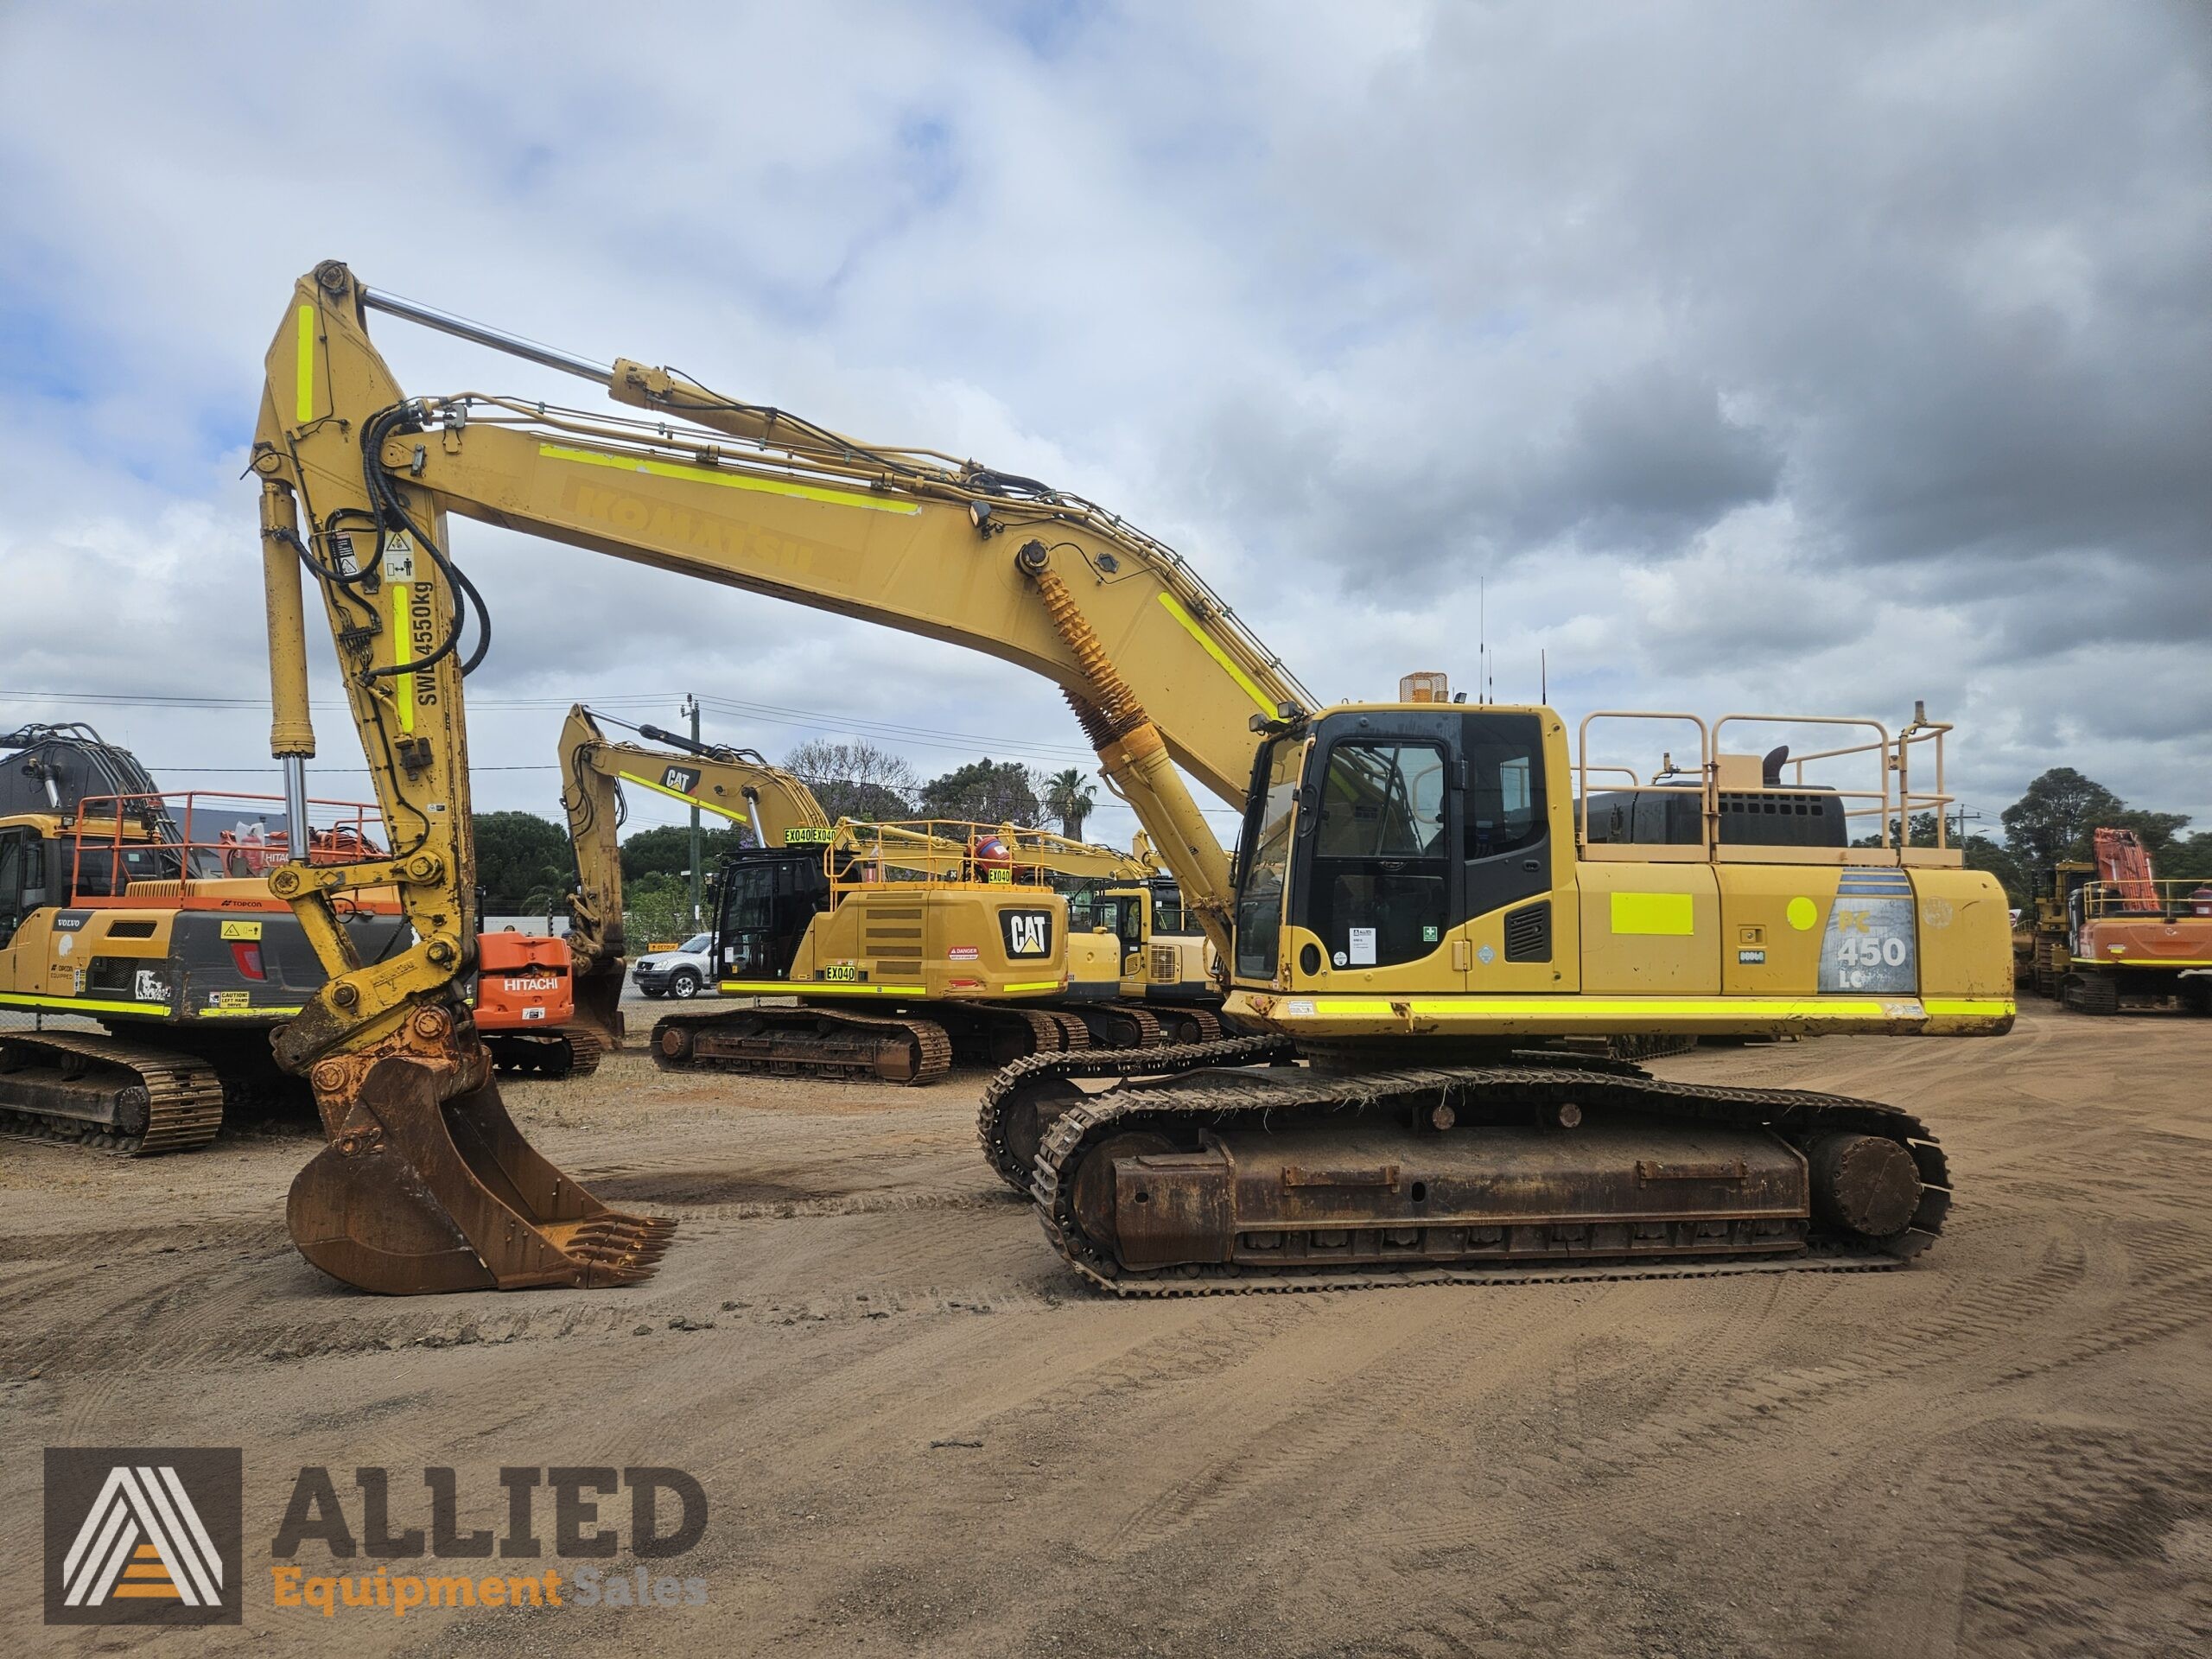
[632,932,715,999]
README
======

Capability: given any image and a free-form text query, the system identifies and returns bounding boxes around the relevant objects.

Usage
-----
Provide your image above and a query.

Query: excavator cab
[712,846,831,978]
[1233,707,1554,987]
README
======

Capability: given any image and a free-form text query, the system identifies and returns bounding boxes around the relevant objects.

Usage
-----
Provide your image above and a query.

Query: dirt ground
[4,995,2209,1657]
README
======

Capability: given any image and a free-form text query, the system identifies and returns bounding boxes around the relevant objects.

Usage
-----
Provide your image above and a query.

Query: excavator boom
[557,703,831,1045]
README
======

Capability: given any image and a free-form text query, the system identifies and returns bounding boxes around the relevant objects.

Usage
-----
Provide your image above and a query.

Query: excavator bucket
[569,960,628,1052]
[287,1056,672,1294]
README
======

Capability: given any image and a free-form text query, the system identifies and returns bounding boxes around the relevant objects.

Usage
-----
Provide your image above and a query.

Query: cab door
[0,826,47,995]
[0,828,34,951]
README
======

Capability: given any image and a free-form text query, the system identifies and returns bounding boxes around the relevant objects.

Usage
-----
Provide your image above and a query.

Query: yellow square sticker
[1609,891,1695,936]
[219,920,264,940]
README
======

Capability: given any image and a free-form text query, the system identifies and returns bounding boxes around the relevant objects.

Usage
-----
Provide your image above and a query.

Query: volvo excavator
[556,703,1216,1082]
[249,261,2012,1295]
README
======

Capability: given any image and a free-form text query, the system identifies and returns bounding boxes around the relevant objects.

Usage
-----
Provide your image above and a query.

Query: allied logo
[1000,910,1053,960]
[45,1448,243,1626]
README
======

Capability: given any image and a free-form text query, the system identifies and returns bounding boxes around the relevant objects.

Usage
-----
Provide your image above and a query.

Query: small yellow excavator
[0,722,407,1154]
[248,263,2011,1295]
[554,704,1215,1083]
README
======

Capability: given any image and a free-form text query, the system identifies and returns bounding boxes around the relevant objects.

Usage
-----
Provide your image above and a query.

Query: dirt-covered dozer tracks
[0,1029,228,1155]
[486,1024,606,1080]
[982,1039,1951,1297]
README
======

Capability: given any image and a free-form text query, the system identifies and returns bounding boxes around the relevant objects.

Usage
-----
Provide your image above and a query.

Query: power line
[147,764,558,774]
[0,687,1099,761]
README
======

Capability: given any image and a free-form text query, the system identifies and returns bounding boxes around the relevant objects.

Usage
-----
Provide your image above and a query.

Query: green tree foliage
[918,758,1041,825]
[784,739,918,822]
[2158,831,2212,885]
[619,823,753,882]
[474,810,575,913]
[1040,767,1098,839]
[1961,835,2028,906]
[1999,768,2125,870]
[621,871,699,946]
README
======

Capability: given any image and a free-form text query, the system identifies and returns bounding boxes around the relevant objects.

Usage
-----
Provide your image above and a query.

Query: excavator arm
[253,260,1298,1293]
[556,703,830,1045]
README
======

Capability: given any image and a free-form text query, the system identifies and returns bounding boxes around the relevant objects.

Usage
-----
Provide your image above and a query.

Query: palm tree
[1041,767,1098,840]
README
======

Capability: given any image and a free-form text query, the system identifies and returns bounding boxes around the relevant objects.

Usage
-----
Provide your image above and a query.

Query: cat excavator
[556,703,1212,1079]
[250,261,2012,1294]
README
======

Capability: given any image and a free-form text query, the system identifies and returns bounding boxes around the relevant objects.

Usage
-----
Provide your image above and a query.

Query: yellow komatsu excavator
[555,704,1204,1084]
[251,262,2012,1295]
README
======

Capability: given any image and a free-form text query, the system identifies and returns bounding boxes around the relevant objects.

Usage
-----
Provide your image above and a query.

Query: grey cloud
[0,1,2206,830]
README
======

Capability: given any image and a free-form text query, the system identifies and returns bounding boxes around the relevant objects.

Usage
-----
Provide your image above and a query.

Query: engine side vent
[1503,900,1551,963]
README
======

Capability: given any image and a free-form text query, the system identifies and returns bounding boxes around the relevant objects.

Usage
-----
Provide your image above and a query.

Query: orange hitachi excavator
[2037,827,2212,1014]
[245,262,2010,1297]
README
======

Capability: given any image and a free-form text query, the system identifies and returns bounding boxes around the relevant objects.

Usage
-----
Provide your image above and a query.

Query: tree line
[473,740,1100,913]
[1871,766,2212,903]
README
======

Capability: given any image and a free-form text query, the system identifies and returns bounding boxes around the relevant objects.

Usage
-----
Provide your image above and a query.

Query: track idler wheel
[286,1056,674,1294]
[994,1076,1087,1192]
[657,1020,696,1065]
[1807,1133,1921,1241]
[874,1033,930,1084]
[1068,1129,1176,1256]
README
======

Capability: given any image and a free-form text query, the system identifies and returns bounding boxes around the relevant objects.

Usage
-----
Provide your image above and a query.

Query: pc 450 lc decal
[1818,870,1918,994]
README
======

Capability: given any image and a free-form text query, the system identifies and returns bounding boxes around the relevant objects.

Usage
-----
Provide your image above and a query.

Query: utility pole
[683,692,702,927]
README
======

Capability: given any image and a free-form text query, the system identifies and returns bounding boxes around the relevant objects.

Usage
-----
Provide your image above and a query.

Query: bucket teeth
[555,1212,677,1279]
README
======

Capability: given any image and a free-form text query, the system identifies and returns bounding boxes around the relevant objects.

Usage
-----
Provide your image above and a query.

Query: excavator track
[988,1040,1949,1296]
[1607,1033,1698,1062]
[486,1025,606,1079]
[1054,1001,1164,1051]
[652,1005,954,1084]
[977,1034,1294,1192]
[0,1029,228,1156]
[1044,1011,1094,1052]
[1153,1005,1224,1045]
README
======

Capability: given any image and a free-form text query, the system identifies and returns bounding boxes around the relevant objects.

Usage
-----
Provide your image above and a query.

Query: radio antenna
[1478,577,1487,706]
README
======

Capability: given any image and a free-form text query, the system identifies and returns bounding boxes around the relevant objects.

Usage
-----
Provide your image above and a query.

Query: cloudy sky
[2,1,2207,852]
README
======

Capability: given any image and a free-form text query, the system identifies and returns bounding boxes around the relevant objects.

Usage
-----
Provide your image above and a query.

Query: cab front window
[1233,737,1302,979]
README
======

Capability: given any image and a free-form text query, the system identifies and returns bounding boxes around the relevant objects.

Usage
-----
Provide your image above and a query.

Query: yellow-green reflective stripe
[1924,998,2016,1016]
[0,990,166,1015]
[540,442,920,515]
[615,769,749,823]
[1274,996,1928,1019]
[720,980,929,996]
[1158,592,1274,715]
[295,305,316,424]
[1408,998,1899,1019]
[194,1005,305,1019]
[391,584,415,733]
[1003,980,1062,993]
[2072,957,2212,967]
